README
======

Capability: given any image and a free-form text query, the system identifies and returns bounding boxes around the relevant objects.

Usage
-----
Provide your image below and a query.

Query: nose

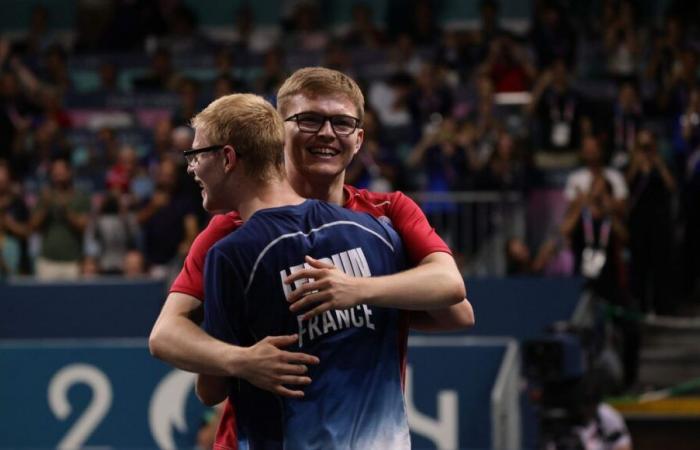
[317,118,335,138]
[186,163,194,175]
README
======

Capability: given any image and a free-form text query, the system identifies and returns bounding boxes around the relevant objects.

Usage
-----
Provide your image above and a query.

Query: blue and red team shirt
[203,200,410,450]
[169,185,451,449]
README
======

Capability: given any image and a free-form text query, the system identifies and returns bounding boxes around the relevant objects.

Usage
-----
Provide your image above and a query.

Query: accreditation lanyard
[581,207,612,279]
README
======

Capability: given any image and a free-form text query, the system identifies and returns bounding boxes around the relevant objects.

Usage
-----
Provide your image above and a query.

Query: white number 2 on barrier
[48,363,113,449]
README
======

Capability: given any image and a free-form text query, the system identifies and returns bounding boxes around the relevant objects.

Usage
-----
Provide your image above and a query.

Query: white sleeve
[598,403,632,449]
[606,169,629,200]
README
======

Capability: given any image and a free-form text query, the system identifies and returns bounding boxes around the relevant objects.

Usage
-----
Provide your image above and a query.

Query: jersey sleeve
[385,192,451,264]
[169,214,239,300]
[203,246,242,346]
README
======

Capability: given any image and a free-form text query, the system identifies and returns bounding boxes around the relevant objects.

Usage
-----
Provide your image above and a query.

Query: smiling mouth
[307,147,340,158]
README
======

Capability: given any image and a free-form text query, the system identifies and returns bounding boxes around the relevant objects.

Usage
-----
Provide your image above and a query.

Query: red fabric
[213,401,238,450]
[170,186,450,449]
[169,212,242,299]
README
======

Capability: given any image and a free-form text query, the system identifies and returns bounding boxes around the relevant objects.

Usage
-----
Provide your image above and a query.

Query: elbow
[148,325,165,360]
[460,299,475,328]
[447,274,467,307]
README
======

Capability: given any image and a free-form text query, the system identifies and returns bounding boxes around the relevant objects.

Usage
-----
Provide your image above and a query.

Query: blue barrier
[0,279,166,338]
[0,337,514,450]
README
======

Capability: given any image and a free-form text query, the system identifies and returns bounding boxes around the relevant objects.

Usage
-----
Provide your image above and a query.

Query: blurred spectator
[172,78,202,127]
[608,82,643,168]
[123,249,148,279]
[387,34,424,77]
[368,72,414,138]
[478,35,535,93]
[343,2,387,49]
[86,192,140,275]
[675,90,700,298]
[530,59,591,156]
[12,5,56,58]
[386,0,441,46]
[505,236,566,276]
[105,145,141,197]
[283,1,328,51]
[435,30,472,82]
[0,52,37,169]
[408,62,454,134]
[645,15,686,108]
[475,131,529,191]
[346,109,399,192]
[80,255,100,279]
[626,129,677,313]
[323,39,354,76]
[564,136,628,214]
[664,47,699,116]
[132,47,182,92]
[530,0,577,69]
[602,0,640,82]
[0,209,21,278]
[226,4,277,53]
[0,161,31,274]
[254,47,288,100]
[159,4,212,55]
[407,117,471,192]
[211,48,246,92]
[94,61,122,95]
[38,45,72,95]
[30,158,90,280]
[136,159,198,277]
[122,250,148,278]
[573,370,633,450]
[474,0,506,61]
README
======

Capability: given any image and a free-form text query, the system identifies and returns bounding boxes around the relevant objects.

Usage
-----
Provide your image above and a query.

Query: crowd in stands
[0,0,699,326]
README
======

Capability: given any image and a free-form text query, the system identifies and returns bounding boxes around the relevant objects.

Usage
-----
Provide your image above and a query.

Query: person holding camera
[626,129,677,314]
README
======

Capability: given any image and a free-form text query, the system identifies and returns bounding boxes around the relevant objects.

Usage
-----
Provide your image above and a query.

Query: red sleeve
[385,192,451,265]
[169,213,241,300]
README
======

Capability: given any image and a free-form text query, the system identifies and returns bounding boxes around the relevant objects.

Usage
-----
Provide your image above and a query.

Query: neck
[288,171,346,206]
[235,177,306,221]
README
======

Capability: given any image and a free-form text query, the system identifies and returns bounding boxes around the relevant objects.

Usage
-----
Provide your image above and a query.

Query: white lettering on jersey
[297,305,376,347]
[279,247,377,347]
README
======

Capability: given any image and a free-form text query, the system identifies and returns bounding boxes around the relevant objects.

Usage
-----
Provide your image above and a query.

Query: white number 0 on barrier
[48,363,113,449]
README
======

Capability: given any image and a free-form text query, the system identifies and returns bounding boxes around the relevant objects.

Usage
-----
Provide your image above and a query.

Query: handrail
[406,190,523,204]
[491,338,521,450]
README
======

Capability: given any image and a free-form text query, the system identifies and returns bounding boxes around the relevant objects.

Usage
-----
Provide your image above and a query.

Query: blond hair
[191,93,285,182]
[276,67,365,122]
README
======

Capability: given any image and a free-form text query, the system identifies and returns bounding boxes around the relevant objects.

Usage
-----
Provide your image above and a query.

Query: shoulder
[344,185,406,214]
[192,213,243,252]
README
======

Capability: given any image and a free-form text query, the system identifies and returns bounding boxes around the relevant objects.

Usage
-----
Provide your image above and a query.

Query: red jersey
[168,185,451,450]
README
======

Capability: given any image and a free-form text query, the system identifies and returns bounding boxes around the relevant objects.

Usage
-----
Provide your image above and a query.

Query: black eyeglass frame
[284,112,361,136]
[183,145,227,165]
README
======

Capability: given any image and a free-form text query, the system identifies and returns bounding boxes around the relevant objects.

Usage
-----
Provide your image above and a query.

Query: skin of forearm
[409,299,475,331]
[149,293,248,376]
[359,254,465,310]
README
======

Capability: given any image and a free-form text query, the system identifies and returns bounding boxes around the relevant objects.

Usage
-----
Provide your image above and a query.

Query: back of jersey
[204,200,410,450]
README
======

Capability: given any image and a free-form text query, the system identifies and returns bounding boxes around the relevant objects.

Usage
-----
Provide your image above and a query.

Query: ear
[222,145,238,172]
[352,127,364,157]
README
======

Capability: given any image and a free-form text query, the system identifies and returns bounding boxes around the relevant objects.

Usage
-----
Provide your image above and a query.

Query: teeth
[309,147,338,156]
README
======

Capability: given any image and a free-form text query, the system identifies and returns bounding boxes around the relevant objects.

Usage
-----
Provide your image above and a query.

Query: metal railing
[407,191,526,276]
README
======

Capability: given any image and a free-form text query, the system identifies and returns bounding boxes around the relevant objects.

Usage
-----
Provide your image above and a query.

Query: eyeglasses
[284,112,361,136]
[183,145,224,166]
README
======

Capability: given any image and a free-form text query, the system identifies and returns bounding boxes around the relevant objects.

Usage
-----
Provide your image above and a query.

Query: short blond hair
[276,67,365,122]
[191,93,285,182]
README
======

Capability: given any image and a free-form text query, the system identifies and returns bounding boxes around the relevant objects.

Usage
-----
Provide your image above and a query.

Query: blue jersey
[203,200,410,450]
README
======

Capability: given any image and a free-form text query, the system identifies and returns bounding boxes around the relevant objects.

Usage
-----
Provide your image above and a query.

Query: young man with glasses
[190,92,440,449]
[149,67,473,447]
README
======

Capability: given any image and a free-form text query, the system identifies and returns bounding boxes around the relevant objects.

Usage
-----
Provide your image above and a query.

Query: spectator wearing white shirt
[564,136,628,215]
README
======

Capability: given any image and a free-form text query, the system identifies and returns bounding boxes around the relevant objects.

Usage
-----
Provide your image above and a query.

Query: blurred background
[1,0,699,448]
